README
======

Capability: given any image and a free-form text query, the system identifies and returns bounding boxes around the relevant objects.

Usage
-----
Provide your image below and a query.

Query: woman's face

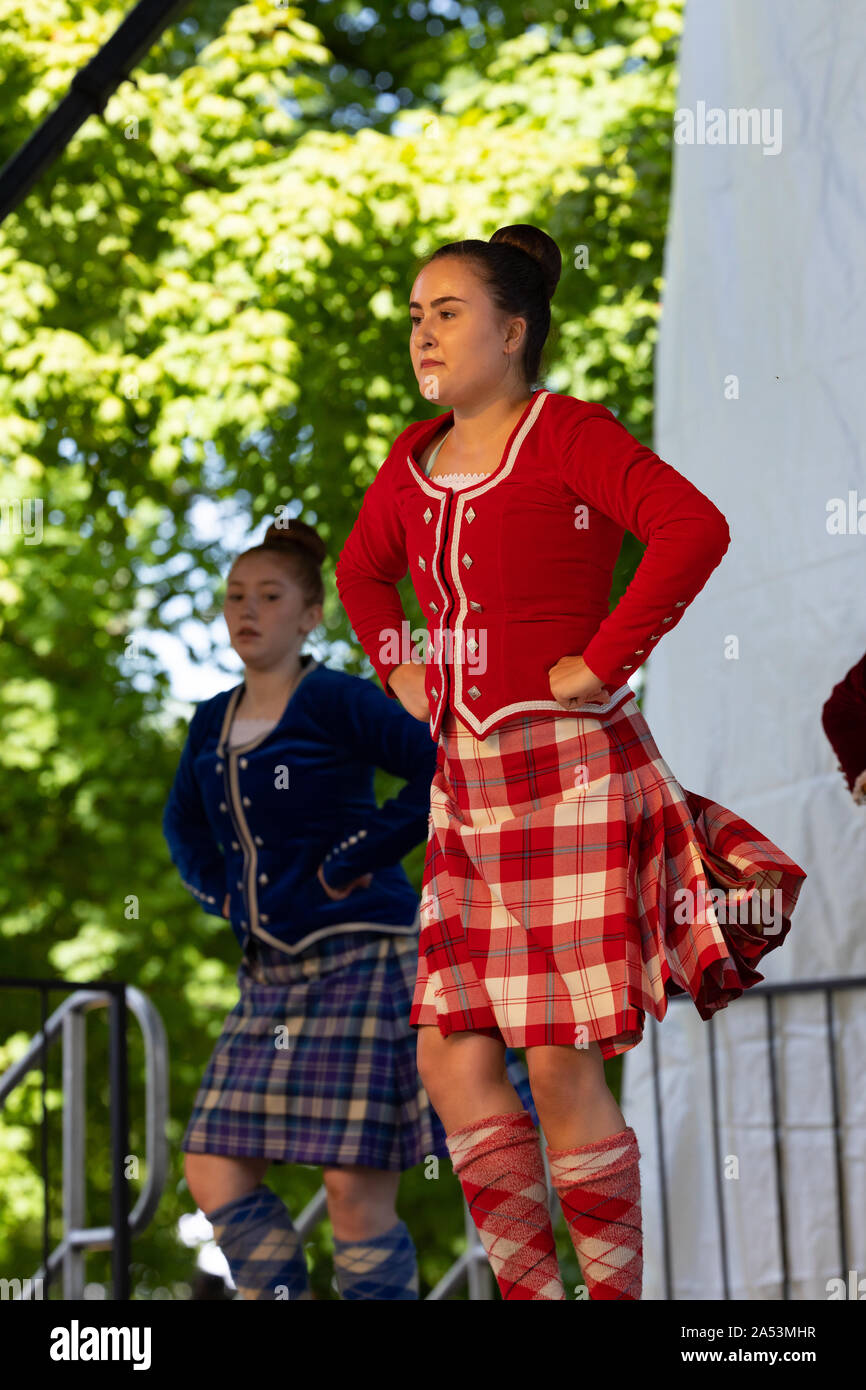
[223,553,320,669]
[409,258,526,406]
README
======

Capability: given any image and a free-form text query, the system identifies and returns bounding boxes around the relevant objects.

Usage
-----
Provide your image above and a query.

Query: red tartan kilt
[409,696,807,1059]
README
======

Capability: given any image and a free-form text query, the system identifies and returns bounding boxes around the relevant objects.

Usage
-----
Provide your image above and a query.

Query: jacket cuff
[320,829,371,890]
[180,875,224,914]
[580,640,642,692]
[582,600,694,690]
[373,655,402,699]
[578,647,627,692]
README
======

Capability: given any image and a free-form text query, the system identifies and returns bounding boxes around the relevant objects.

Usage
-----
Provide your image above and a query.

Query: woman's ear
[303,602,325,634]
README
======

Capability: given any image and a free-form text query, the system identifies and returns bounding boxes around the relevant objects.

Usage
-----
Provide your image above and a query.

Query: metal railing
[0,970,509,1301]
[651,975,866,1301]
[0,977,169,1299]
[6,972,857,1300]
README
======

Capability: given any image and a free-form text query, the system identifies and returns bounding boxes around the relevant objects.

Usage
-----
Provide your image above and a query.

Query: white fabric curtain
[620,0,866,1299]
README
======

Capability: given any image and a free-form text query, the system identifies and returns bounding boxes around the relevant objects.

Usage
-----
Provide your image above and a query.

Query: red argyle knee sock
[445,1110,565,1301]
[547,1126,643,1300]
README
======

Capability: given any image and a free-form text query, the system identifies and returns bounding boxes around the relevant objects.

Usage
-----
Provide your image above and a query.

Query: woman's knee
[323,1166,401,1240]
[322,1166,399,1211]
[184,1152,269,1214]
[417,1027,502,1094]
[525,1042,607,1109]
[416,1028,513,1123]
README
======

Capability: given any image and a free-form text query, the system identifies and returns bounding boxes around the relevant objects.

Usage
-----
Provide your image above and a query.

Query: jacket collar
[215,654,320,758]
[405,388,549,497]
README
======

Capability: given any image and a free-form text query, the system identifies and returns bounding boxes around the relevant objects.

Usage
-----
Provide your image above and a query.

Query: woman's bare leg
[417,1027,564,1300]
[322,1166,402,1242]
[524,1041,625,1149]
[415,1025,523,1132]
[184,1152,270,1212]
[324,1166,418,1299]
[184,1152,310,1299]
[526,1042,642,1301]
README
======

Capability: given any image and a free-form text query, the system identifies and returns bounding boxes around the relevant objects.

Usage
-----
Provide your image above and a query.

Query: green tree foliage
[0,0,681,1297]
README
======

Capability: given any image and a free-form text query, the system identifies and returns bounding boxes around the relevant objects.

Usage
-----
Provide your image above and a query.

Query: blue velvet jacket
[162,655,437,954]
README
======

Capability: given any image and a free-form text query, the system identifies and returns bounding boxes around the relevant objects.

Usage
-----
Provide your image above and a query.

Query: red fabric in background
[822,650,866,792]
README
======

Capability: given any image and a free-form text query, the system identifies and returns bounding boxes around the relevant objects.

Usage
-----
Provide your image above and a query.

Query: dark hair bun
[261,518,326,566]
[489,224,562,301]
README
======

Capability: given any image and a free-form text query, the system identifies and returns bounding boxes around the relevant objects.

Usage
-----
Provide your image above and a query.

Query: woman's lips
[420,359,444,367]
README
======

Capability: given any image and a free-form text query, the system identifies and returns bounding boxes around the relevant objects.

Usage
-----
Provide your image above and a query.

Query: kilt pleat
[183,929,536,1170]
[410,697,807,1059]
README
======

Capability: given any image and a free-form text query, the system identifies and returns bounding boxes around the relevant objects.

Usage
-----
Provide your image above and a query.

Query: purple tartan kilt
[182,928,536,1171]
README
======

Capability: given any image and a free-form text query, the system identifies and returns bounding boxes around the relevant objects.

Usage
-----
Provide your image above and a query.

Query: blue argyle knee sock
[206,1184,311,1301]
[332,1219,419,1300]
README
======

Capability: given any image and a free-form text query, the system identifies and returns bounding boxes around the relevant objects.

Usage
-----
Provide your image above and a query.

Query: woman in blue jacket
[163,518,533,1300]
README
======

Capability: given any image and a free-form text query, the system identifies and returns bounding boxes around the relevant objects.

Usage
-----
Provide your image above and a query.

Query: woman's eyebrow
[408,295,468,310]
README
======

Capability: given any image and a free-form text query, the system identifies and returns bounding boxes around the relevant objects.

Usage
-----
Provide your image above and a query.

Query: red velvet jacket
[335,388,731,742]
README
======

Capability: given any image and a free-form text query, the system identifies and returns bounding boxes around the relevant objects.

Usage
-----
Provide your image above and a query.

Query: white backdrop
[620,0,866,1300]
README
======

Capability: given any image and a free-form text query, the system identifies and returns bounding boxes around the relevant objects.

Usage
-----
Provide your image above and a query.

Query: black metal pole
[765,993,790,1300]
[39,985,51,1297]
[109,985,131,1300]
[0,0,190,225]
[825,988,849,1280]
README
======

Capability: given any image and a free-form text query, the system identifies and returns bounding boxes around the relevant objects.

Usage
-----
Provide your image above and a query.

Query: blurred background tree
[0,0,682,1297]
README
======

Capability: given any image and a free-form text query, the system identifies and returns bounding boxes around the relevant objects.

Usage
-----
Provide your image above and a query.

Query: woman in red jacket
[335,224,808,1302]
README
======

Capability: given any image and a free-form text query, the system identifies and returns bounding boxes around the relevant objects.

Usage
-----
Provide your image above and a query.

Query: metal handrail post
[1,982,169,1298]
[294,1186,328,1237]
[125,987,170,1234]
[109,986,131,1300]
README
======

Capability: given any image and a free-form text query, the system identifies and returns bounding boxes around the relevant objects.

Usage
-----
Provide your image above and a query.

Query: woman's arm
[162,705,227,915]
[335,453,412,699]
[559,411,731,690]
[317,674,438,893]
